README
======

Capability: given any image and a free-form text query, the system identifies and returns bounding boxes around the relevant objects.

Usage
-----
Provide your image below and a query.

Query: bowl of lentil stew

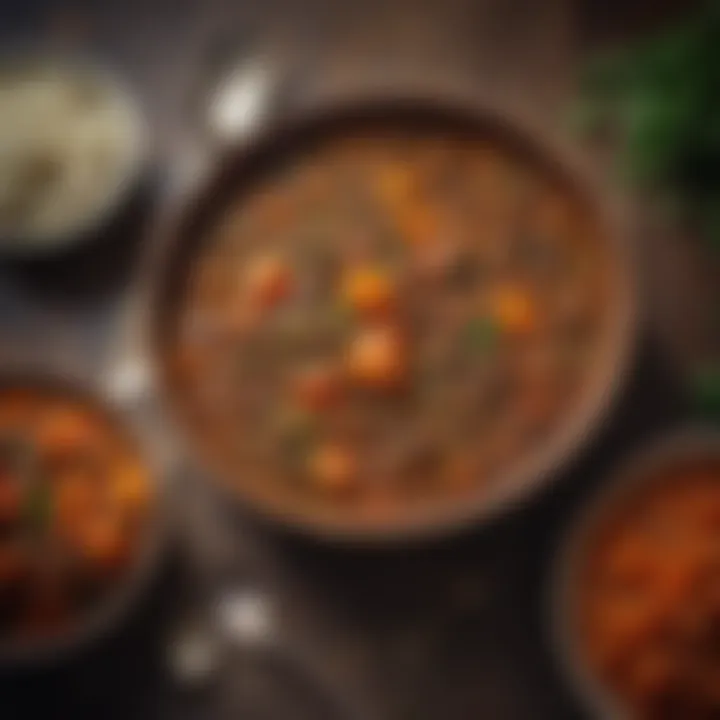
[150,92,637,543]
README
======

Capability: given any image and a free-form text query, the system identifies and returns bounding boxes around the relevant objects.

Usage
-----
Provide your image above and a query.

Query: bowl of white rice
[0,53,148,255]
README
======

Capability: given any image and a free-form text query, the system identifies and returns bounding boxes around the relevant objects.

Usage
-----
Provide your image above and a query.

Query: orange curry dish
[0,389,152,641]
[579,464,720,719]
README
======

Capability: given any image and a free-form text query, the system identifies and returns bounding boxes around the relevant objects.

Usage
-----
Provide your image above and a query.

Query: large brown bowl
[148,90,639,544]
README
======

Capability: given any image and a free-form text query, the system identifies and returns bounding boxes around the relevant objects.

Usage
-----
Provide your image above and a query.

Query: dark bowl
[0,50,149,259]
[0,368,169,668]
[148,89,639,545]
[551,427,720,718]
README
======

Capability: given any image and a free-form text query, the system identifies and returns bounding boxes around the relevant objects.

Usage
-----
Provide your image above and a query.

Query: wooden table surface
[0,1,707,718]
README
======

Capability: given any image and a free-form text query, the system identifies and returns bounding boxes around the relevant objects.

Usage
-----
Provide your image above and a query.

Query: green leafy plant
[576,1,720,417]
[576,0,720,248]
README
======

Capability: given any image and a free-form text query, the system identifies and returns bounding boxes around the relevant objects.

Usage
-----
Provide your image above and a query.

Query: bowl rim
[0,366,169,668]
[146,86,640,545]
[0,47,150,258]
[549,426,720,719]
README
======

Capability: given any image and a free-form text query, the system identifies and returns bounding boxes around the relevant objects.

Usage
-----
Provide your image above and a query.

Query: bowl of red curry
[150,92,637,542]
[0,372,165,665]
[553,429,720,719]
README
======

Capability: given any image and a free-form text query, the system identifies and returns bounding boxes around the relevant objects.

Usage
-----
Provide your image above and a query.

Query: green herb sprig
[575,0,720,247]
[575,2,720,417]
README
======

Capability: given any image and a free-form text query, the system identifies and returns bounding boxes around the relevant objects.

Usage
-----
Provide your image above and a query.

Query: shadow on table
[0,176,158,309]
[0,545,185,720]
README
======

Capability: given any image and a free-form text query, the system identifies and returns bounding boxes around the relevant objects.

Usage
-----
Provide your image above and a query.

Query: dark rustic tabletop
[0,1,709,718]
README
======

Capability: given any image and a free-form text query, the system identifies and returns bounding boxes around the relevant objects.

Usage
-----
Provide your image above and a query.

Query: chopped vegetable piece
[384,433,443,482]
[225,302,264,336]
[515,384,559,438]
[112,465,151,512]
[174,345,206,380]
[0,478,22,524]
[17,592,70,639]
[374,226,405,266]
[78,515,128,568]
[24,477,53,536]
[307,444,357,494]
[275,407,317,469]
[461,317,499,353]
[242,254,292,309]
[55,474,96,535]
[328,302,355,332]
[0,472,22,524]
[447,253,480,289]
[377,164,415,204]
[490,284,537,334]
[415,242,455,282]
[346,326,407,389]
[341,266,396,317]
[397,204,437,246]
[291,362,343,412]
[443,450,480,490]
[0,544,27,587]
[36,409,96,455]
[376,162,438,246]
[534,192,573,239]
[300,243,340,301]
[250,192,295,234]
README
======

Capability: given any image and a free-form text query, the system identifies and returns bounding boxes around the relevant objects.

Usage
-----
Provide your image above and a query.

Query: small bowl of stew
[0,373,163,665]
[553,429,720,719]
